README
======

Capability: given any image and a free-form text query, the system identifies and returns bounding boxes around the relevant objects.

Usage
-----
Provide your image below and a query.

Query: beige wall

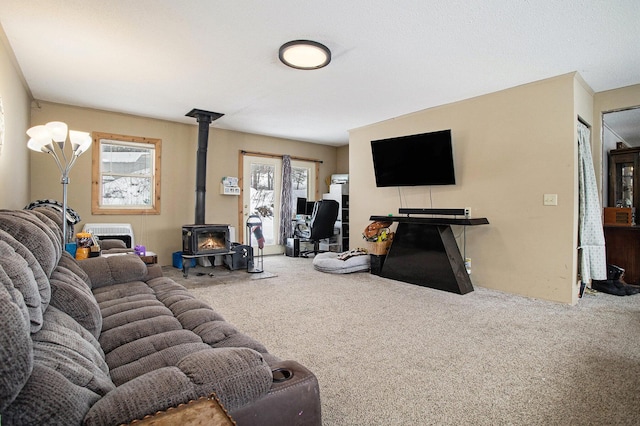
[349,73,584,304]
[0,29,31,208]
[30,102,339,265]
[336,145,349,174]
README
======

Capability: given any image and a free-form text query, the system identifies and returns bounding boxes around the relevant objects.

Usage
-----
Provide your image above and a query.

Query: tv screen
[371,129,455,187]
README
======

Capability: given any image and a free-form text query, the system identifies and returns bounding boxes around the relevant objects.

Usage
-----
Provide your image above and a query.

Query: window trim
[91,132,161,215]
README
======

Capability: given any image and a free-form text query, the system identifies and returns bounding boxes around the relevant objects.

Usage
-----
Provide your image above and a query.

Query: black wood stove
[182,224,230,255]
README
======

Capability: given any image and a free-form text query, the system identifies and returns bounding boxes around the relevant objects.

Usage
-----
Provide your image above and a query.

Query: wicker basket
[365,234,393,256]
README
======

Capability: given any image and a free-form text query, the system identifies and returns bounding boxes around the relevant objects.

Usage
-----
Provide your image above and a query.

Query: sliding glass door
[242,154,315,254]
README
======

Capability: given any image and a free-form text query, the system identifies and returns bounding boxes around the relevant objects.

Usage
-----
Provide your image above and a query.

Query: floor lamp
[27,122,92,248]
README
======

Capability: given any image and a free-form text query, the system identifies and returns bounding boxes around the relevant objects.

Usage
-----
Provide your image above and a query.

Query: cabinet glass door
[614,161,634,208]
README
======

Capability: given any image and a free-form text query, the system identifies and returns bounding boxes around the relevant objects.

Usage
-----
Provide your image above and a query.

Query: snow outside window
[91,132,161,215]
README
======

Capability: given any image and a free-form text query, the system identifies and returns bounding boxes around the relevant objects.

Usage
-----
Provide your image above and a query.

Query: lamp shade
[27,137,53,153]
[279,40,331,70]
[70,130,92,154]
[45,121,68,143]
[26,125,54,153]
[26,124,51,141]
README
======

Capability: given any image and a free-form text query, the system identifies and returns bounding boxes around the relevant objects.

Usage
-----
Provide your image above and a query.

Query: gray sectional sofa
[0,208,321,425]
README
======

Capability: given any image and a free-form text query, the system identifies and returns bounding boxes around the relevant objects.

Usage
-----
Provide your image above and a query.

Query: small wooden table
[128,393,234,425]
[139,252,158,265]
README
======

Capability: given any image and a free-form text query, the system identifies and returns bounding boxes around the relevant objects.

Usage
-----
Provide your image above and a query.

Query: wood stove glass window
[91,132,161,215]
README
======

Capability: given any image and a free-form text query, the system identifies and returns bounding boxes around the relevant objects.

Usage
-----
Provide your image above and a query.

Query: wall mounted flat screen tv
[371,129,455,187]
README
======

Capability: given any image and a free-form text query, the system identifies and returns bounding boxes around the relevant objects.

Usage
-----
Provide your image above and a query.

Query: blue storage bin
[172,251,196,269]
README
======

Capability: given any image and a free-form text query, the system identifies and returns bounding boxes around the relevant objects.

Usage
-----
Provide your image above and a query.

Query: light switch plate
[543,194,558,206]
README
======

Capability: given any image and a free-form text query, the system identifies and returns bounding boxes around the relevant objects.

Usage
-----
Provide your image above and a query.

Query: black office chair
[299,199,339,257]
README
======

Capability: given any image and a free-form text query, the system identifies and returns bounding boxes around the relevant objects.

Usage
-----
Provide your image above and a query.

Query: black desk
[369,215,489,294]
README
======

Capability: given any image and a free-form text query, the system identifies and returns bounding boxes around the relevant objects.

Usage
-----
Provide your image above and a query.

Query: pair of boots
[591,264,640,296]
[591,279,640,296]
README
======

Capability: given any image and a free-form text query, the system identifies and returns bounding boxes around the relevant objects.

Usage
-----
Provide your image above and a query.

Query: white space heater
[82,223,135,248]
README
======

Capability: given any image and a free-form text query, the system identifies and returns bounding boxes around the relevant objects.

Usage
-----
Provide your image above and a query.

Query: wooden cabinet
[608,147,640,212]
[603,226,640,284]
[606,147,640,284]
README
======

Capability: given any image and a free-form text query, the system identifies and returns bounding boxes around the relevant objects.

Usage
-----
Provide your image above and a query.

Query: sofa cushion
[101,304,172,332]
[99,239,127,250]
[0,270,33,412]
[2,363,100,426]
[33,306,112,395]
[105,330,203,368]
[79,255,149,289]
[38,306,106,366]
[0,259,29,328]
[99,315,184,355]
[30,205,68,241]
[109,342,213,386]
[84,348,272,426]
[0,232,51,333]
[58,250,91,286]
[176,348,272,410]
[0,210,61,278]
[49,264,102,338]
[93,281,155,306]
[145,277,269,353]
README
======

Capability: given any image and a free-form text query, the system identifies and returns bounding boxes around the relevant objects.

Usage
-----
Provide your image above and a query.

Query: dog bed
[313,250,370,274]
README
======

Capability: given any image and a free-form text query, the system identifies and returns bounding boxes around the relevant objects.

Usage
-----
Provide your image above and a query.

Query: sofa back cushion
[49,263,103,339]
[2,304,114,424]
[80,255,149,289]
[0,231,49,333]
[0,209,62,334]
[0,265,33,412]
[0,211,101,338]
[0,210,61,278]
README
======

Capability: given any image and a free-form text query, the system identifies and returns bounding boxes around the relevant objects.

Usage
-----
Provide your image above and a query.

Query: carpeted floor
[164,264,277,289]
[163,255,640,425]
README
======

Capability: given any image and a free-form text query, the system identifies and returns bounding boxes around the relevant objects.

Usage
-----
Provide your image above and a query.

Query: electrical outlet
[464,207,471,218]
[543,194,558,206]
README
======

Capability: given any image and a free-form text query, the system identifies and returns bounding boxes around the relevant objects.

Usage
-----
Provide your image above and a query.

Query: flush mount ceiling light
[279,40,331,70]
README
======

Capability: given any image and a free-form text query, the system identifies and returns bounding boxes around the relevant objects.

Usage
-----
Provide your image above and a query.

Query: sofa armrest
[230,360,322,425]
[79,255,149,289]
[84,347,272,426]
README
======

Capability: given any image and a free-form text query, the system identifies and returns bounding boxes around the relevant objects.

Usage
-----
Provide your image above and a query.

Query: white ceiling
[1,0,639,146]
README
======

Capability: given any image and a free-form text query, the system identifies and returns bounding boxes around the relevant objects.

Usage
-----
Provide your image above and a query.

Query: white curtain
[279,155,293,245]
[577,121,607,283]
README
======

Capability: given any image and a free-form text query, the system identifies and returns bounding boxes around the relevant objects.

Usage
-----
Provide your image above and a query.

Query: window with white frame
[91,132,161,214]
